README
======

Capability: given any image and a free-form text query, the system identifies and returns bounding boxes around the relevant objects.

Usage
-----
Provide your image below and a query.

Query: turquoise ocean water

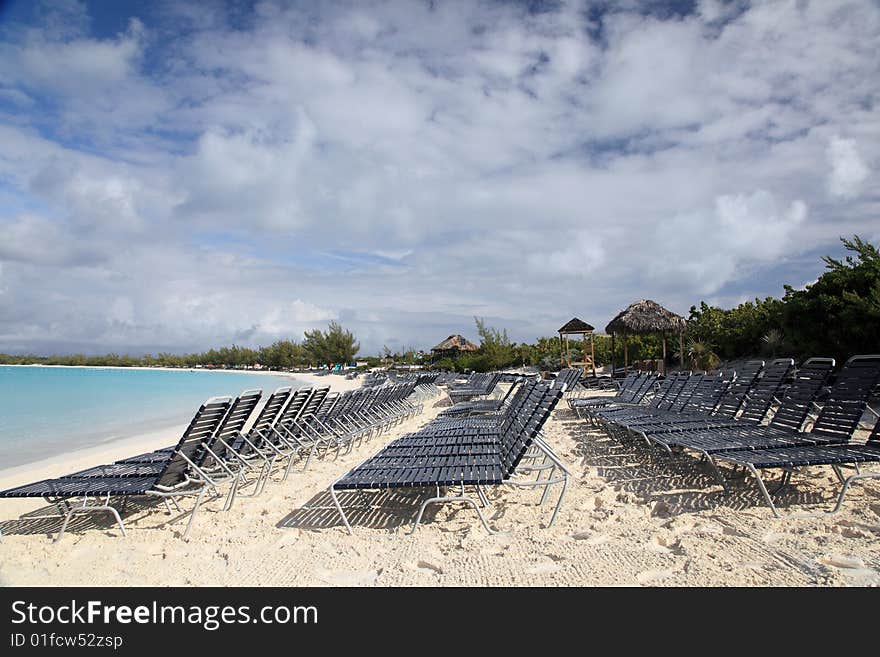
[0,367,299,469]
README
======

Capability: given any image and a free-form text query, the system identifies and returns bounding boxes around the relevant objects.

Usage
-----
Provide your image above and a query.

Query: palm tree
[685,339,720,371]
[761,329,785,358]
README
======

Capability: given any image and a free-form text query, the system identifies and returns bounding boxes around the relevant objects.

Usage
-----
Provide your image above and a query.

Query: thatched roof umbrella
[430,334,479,362]
[604,299,687,372]
[557,317,596,376]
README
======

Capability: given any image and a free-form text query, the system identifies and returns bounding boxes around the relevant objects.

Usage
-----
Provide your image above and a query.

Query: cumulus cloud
[827,136,870,199]
[530,233,606,277]
[645,191,807,295]
[259,300,337,335]
[0,214,108,267]
[0,0,878,354]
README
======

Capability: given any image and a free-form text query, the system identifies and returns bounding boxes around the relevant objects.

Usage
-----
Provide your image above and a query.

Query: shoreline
[2,363,333,376]
[0,369,362,490]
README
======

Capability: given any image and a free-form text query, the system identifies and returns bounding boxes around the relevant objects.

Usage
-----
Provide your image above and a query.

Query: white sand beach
[1,389,878,587]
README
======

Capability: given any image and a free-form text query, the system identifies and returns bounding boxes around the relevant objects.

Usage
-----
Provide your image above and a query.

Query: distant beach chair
[587,370,693,425]
[551,367,584,393]
[447,372,503,403]
[251,385,337,479]
[446,371,481,390]
[438,376,534,418]
[568,371,656,414]
[586,354,880,516]
[308,384,421,456]
[0,396,233,542]
[601,369,739,436]
[221,386,321,491]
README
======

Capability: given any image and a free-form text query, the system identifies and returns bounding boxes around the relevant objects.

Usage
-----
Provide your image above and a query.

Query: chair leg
[538,465,555,506]
[222,474,240,512]
[825,470,880,516]
[743,463,789,518]
[303,443,317,471]
[255,457,276,495]
[183,487,207,541]
[475,486,490,507]
[703,452,732,491]
[409,492,497,535]
[547,472,569,528]
[329,486,353,535]
[282,452,297,481]
[54,504,127,543]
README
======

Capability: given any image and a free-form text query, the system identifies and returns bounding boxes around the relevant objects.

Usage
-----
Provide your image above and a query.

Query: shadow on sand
[559,409,831,515]
[0,497,204,540]
[276,488,443,533]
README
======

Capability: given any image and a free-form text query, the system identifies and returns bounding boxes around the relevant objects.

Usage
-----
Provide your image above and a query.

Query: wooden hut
[558,317,596,376]
[604,299,687,373]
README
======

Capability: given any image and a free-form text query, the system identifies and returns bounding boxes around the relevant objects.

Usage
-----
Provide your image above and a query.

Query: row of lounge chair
[573,356,880,517]
[0,374,441,542]
[435,367,581,420]
[329,374,572,534]
[446,372,503,403]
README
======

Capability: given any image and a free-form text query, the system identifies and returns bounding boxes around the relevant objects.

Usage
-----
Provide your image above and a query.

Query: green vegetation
[0,322,361,370]
[302,321,360,366]
[687,235,879,363]
[430,235,879,372]
[1,236,875,371]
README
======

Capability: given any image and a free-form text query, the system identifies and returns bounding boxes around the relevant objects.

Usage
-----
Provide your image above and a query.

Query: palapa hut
[604,299,687,373]
[430,334,479,361]
[558,317,596,376]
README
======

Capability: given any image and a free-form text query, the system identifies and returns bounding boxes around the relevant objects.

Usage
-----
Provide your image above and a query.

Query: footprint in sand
[526,562,562,575]
[315,568,380,586]
[636,569,675,585]
[274,533,299,548]
[820,554,866,570]
[830,521,878,539]
[646,535,681,554]
[721,525,749,538]
[761,531,785,545]
[417,560,444,575]
[571,530,610,545]
[662,516,696,534]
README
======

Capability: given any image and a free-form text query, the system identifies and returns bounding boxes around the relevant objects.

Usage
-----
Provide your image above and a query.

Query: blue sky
[0,0,877,355]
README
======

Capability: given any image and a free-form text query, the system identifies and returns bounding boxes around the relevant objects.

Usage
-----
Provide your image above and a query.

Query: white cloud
[827,136,870,199]
[715,191,808,260]
[529,233,606,277]
[259,301,337,335]
[0,1,878,354]
[0,214,107,267]
[647,191,808,295]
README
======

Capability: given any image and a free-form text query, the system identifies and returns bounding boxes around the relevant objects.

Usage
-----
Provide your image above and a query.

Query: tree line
[685,235,879,368]
[1,236,875,372]
[431,235,879,372]
[0,321,361,370]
